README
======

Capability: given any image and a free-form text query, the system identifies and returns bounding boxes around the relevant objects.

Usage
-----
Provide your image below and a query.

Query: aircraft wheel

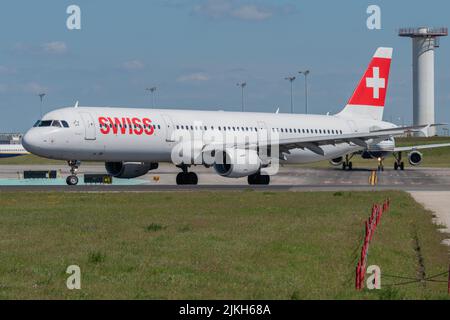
[259,175,270,185]
[400,162,405,171]
[66,175,79,186]
[248,173,270,185]
[188,172,198,185]
[342,163,347,170]
[348,162,353,170]
[176,172,198,185]
[176,173,185,185]
[394,162,398,170]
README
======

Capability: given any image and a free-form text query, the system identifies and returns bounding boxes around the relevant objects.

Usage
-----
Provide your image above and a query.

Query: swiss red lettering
[98,116,155,136]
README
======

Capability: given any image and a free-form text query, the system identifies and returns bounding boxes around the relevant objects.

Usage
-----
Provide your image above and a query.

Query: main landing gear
[247,172,270,185]
[393,152,405,171]
[342,154,353,170]
[176,164,198,185]
[66,160,80,186]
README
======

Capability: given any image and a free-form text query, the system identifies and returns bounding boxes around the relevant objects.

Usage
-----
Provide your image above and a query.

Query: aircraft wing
[394,143,450,152]
[202,125,433,157]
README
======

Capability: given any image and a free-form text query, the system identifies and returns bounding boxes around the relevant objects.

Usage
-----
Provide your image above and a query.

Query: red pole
[448,264,450,295]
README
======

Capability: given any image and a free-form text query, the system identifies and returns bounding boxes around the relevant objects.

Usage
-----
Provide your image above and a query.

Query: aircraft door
[161,114,176,142]
[347,120,359,133]
[79,112,96,140]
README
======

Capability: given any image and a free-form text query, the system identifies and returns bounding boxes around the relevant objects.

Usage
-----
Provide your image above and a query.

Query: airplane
[0,144,29,158]
[329,137,450,171]
[21,47,437,186]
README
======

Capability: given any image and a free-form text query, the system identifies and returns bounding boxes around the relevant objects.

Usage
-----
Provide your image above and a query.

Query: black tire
[394,162,398,170]
[342,163,347,170]
[176,173,184,185]
[260,175,270,185]
[348,162,353,170]
[400,162,405,171]
[66,175,79,186]
[188,172,198,185]
[248,174,256,185]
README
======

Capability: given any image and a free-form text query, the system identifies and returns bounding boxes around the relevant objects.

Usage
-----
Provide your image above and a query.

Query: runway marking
[369,171,378,186]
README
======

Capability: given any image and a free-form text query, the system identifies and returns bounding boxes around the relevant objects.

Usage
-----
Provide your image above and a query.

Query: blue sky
[0,0,449,132]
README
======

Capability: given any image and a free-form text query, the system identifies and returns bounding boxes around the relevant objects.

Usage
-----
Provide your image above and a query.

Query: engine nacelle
[329,156,343,166]
[408,151,423,166]
[214,149,261,178]
[105,162,158,179]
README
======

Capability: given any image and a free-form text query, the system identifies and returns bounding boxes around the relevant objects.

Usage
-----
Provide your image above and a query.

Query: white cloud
[122,60,145,71]
[22,82,48,95]
[177,72,210,82]
[0,66,16,75]
[231,5,272,21]
[192,0,294,21]
[193,0,232,19]
[41,41,68,54]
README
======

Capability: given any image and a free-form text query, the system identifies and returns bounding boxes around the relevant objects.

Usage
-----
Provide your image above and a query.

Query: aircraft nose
[22,130,42,154]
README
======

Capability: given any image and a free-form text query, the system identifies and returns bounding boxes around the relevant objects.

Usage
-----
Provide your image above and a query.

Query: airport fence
[355,199,450,294]
[355,199,390,290]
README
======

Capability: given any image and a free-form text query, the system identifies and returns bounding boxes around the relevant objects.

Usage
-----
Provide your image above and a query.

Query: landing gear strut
[248,172,270,185]
[66,160,80,186]
[342,154,353,170]
[393,152,405,171]
[176,164,198,185]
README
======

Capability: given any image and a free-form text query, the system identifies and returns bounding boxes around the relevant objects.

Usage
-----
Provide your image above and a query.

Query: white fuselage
[22,106,395,165]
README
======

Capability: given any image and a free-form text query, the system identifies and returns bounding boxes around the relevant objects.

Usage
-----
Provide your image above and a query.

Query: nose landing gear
[66,160,80,186]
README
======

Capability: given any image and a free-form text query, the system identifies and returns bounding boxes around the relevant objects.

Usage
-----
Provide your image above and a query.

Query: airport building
[0,133,23,145]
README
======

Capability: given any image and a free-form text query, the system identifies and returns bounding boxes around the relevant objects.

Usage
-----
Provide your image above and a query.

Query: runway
[0,164,450,192]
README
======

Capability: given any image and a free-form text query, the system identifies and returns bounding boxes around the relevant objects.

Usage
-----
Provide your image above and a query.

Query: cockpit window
[52,120,62,127]
[34,120,70,128]
[38,120,53,127]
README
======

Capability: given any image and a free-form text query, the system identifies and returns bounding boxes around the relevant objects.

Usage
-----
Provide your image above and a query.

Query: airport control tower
[399,27,447,136]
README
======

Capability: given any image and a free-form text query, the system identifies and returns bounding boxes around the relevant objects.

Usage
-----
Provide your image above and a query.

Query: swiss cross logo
[366,67,385,99]
[348,57,391,107]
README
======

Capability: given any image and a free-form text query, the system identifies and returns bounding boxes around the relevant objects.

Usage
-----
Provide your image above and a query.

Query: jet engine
[408,151,423,166]
[105,162,158,179]
[214,149,261,178]
[329,156,344,166]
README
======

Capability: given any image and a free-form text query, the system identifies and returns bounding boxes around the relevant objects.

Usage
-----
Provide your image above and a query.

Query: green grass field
[0,191,448,299]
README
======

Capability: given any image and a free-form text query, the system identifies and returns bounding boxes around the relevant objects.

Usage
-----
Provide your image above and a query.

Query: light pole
[237,82,247,112]
[146,87,157,108]
[284,76,296,113]
[298,70,310,114]
[38,93,46,119]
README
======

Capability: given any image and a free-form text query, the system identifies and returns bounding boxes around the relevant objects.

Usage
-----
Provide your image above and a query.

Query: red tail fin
[338,47,393,120]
